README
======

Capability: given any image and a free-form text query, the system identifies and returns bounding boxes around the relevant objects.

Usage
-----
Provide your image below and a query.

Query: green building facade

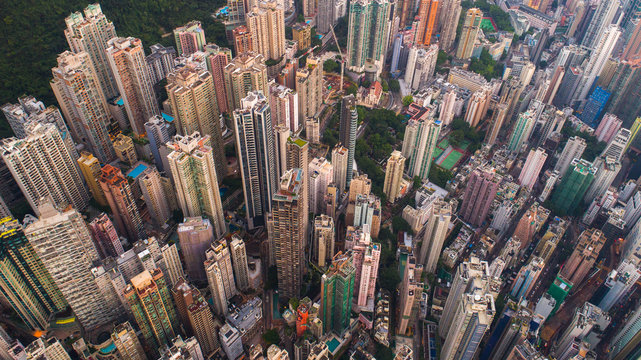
[320,252,355,334]
[551,158,596,214]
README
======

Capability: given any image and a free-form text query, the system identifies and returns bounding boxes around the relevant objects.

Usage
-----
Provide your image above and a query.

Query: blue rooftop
[327,338,340,352]
[116,98,124,106]
[127,163,148,179]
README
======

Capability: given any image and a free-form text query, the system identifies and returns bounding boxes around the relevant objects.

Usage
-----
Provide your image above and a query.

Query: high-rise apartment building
[144,116,175,172]
[460,167,501,227]
[64,4,118,99]
[584,156,621,202]
[398,256,424,335]
[403,115,441,181]
[313,215,335,267]
[608,302,641,359]
[332,145,349,193]
[551,159,596,215]
[581,0,620,50]
[404,45,439,92]
[510,256,545,299]
[161,243,184,287]
[309,157,333,214]
[25,338,71,359]
[416,0,439,45]
[178,217,214,282]
[233,91,277,229]
[270,168,307,299]
[112,322,146,360]
[320,252,355,334]
[599,259,641,312]
[574,25,621,105]
[296,56,323,119]
[232,25,253,55]
[439,0,462,52]
[78,152,108,206]
[456,8,483,59]
[167,133,226,237]
[595,113,622,143]
[1,123,90,214]
[602,128,630,163]
[125,269,179,353]
[146,44,177,84]
[246,0,286,61]
[286,137,310,228]
[339,95,357,185]
[383,150,405,203]
[140,167,172,226]
[172,278,221,356]
[204,44,233,114]
[0,217,67,331]
[270,81,299,132]
[112,133,137,165]
[555,136,587,177]
[173,21,206,56]
[230,235,250,291]
[51,51,116,162]
[106,37,159,135]
[346,0,392,74]
[560,228,606,285]
[351,226,381,309]
[166,66,225,182]
[507,111,536,153]
[25,202,118,330]
[99,164,146,241]
[419,200,452,273]
[89,213,124,258]
[518,147,547,191]
[223,52,269,110]
[205,238,238,315]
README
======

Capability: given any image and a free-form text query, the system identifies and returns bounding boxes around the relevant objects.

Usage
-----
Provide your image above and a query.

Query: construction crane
[296,45,319,60]
[329,25,345,94]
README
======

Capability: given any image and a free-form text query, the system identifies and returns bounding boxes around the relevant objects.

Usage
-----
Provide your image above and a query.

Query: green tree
[346,84,358,95]
[381,79,389,92]
[392,216,412,234]
[262,329,281,345]
[389,79,400,92]
[402,95,414,107]
[323,59,340,73]
[428,164,454,188]
[413,176,423,189]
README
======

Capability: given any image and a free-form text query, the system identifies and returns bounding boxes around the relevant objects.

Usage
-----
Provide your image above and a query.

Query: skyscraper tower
[64,3,118,99]
[507,111,536,153]
[602,127,630,162]
[246,0,286,61]
[460,167,501,227]
[559,228,606,285]
[419,200,452,273]
[223,52,269,110]
[332,145,349,193]
[111,322,146,360]
[204,44,233,114]
[166,66,225,182]
[416,0,439,45]
[518,147,547,191]
[440,286,495,360]
[51,51,116,162]
[510,256,545,299]
[574,25,621,105]
[398,256,424,335]
[456,8,483,59]
[1,123,90,214]
[144,115,175,172]
[178,217,214,282]
[125,269,178,354]
[383,150,406,203]
[77,152,108,206]
[230,235,250,291]
[339,95,357,186]
[233,91,277,229]
[346,0,392,73]
[140,167,172,226]
[24,201,118,331]
[172,278,221,356]
[106,37,159,135]
[555,136,587,177]
[205,238,238,315]
[173,21,206,56]
[608,302,641,359]
[551,159,596,214]
[271,168,307,299]
[584,155,621,202]
[314,215,335,267]
[581,0,620,49]
[99,164,146,242]
[320,252,355,334]
[0,217,67,330]
[439,0,462,52]
[296,56,324,119]
[403,115,441,181]
[88,213,124,258]
[167,133,226,237]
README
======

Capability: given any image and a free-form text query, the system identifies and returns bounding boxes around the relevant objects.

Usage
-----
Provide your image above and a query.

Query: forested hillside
[0,0,226,135]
